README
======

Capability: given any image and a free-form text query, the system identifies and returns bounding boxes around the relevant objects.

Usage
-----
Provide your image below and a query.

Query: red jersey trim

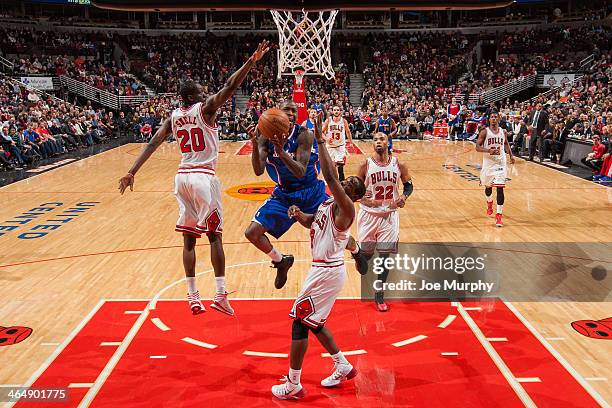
[180,104,196,111]
[312,262,345,268]
[330,202,353,233]
[312,259,344,264]
[198,104,219,130]
[371,156,392,167]
[177,171,216,176]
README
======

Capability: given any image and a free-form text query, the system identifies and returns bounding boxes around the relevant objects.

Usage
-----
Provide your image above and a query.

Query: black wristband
[403,180,413,198]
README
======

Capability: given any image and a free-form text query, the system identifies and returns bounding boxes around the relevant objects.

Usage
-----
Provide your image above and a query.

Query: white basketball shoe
[321,362,357,387]
[271,376,305,400]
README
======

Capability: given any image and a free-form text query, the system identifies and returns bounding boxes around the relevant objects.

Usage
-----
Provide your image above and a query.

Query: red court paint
[235,141,253,156]
[16,300,601,407]
[347,143,363,154]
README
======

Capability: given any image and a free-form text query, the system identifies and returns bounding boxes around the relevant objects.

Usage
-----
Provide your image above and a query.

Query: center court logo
[226,182,275,201]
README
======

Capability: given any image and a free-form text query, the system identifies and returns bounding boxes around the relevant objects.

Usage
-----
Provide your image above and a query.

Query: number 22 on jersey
[374,185,394,200]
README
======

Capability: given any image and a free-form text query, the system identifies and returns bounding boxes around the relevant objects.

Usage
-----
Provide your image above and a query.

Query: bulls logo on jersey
[363,157,401,212]
[485,135,504,147]
[326,117,346,147]
[370,170,399,186]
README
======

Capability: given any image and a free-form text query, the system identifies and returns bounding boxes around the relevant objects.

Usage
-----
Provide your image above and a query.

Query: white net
[270,10,338,80]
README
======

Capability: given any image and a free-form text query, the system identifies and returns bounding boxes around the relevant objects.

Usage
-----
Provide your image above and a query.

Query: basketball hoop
[294,68,305,88]
[271,9,338,80]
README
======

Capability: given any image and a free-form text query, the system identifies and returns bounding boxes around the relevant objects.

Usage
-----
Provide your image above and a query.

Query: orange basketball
[258,108,291,143]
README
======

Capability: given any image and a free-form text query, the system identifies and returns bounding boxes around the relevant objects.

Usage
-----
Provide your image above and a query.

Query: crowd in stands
[1,28,147,95]
[10,55,147,96]
[0,78,118,170]
[0,28,106,56]
[514,52,611,182]
[127,32,237,95]
[1,20,610,181]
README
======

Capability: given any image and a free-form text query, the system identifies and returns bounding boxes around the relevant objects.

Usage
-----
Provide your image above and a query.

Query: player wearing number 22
[118,41,271,316]
[356,132,413,312]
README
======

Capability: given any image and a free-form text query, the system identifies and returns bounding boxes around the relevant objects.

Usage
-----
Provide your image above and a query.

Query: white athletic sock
[288,368,301,385]
[497,205,503,215]
[215,276,226,294]
[330,351,349,365]
[486,194,493,203]
[267,248,283,263]
[186,277,197,295]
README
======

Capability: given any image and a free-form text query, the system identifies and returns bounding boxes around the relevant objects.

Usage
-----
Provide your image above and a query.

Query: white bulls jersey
[482,126,506,168]
[171,102,219,172]
[362,156,401,214]
[310,198,350,268]
[326,116,347,148]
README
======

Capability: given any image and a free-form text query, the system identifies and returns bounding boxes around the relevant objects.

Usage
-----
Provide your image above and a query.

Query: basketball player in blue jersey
[245,101,367,289]
[301,109,317,131]
[311,96,325,117]
[374,105,397,153]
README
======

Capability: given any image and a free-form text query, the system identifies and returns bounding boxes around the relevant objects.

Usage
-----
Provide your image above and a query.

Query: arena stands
[1,28,148,95]
[518,51,611,167]
[0,2,610,175]
[0,77,115,169]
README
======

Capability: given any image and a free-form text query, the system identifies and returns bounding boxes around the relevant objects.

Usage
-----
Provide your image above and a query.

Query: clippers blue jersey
[304,118,315,131]
[378,116,394,151]
[312,102,325,114]
[255,123,328,239]
[266,124,321,193]
[378,116,392,134]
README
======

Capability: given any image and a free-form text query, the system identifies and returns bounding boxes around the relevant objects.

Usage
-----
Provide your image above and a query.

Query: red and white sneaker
[495,213,503,227]
[486,202,494,216]
[321,363,358,388]
[271,376,305,400]
[375,291,389,312]
[210,292,234,316]
[187,291,205,315]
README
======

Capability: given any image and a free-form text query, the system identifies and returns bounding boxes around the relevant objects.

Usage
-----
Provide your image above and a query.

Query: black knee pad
[292,320,309,340]
[496,187,505,205]
[337,165,345,181]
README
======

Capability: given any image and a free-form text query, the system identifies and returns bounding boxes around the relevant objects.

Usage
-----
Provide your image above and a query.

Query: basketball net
[271,9,338,80]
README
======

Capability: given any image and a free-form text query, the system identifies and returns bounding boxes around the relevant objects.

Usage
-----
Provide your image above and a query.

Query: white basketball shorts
[289,263,346,328]
[174,172,223,238]
[357,209,400,254]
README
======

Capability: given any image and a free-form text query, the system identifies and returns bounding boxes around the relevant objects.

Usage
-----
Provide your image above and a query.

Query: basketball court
[1,140,610,406]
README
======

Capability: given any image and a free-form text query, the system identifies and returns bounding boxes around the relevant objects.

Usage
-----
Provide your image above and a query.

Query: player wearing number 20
[118,41,271,316]
[356,132,413,312]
